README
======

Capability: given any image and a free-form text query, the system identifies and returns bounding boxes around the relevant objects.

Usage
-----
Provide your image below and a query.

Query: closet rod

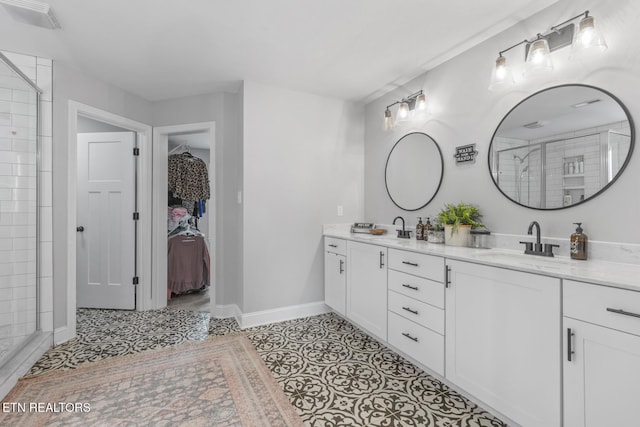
[168,143,191,155]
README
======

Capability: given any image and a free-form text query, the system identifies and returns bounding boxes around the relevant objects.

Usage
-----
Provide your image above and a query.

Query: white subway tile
[40,171,51,206]
[40,241,52,277]
[40,136,51,171]
[40,206,52,242]
[40,101,52,137]
[39,277,52,312]
[40,311,52,332]
[0,88,10,101]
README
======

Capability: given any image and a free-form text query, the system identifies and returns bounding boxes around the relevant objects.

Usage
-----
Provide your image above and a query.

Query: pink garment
[167,234,210,296]
[170,207,189,222]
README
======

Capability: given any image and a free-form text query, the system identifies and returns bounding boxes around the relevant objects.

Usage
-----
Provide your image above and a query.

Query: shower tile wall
[536,120,630,208]
[0,51,53,356]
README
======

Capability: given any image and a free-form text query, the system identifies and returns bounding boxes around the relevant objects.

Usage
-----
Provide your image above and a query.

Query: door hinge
[133,147,140,156]
[133,212,139,220]
[132,276,139,285]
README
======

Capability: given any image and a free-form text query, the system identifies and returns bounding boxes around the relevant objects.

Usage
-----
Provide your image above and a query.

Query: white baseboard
[213,304,242,320]
[53,326,75,345]
[238,301,330,329]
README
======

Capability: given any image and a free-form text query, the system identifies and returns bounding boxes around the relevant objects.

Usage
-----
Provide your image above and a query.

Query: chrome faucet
[520,221,559,257]
[393,216,411,239]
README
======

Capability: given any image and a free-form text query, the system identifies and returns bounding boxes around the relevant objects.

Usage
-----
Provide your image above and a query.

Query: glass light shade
[488,55,514,91]
[571,15,607,57]
[415,93,426,111]
[383,108,394,131]
[524,38,553,75]
[395,101,410,124]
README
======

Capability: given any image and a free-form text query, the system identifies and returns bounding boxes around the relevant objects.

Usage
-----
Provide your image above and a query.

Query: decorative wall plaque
[454,144,478,164]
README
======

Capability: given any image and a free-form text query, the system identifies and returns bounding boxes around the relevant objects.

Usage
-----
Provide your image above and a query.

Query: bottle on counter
[423,217,431,241]
[570,222,588,260]
[416,217,424,240]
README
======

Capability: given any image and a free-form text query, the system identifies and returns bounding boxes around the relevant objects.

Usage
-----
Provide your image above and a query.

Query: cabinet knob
[76,226,85,232]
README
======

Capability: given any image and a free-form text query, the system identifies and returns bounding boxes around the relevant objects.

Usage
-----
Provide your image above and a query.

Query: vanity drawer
[388,249,444,282]
[388,311,444,376]
[324,237,346,255]
[388,290,444,334]
[564,280,640,337]
[388,270,444,308]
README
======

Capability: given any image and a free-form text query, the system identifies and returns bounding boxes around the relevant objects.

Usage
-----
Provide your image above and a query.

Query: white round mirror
[385,132,444,211]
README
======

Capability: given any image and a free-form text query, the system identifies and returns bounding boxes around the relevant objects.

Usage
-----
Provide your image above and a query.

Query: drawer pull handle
[606,308,640,319]
[402,261,418,267]
[402,332,418,342]
[328,244,338,248]
[339,259,344,274]
[567,328,575,362]
[445,265,451,288]
[380,251,385,269]
[402,306,418,315]
[402,284,419,291]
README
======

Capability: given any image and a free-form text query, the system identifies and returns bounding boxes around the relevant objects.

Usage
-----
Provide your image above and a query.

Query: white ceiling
[2,0,559,102]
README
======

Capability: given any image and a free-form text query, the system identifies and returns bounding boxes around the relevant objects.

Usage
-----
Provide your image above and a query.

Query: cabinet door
[564,317,640,427]
[445,260,561,427]
[346,241,387,341]
[324,252,346,315]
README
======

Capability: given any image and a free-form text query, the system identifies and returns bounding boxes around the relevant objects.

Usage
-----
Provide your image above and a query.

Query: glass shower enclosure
[0,53,40,368]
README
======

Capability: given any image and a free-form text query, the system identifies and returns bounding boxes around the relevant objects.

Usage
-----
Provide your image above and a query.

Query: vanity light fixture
[488,10,606,90]
[383,90,427,130]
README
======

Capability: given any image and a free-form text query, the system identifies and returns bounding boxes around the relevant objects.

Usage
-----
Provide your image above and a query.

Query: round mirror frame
[488,84,635,210]
[385,132,444,211]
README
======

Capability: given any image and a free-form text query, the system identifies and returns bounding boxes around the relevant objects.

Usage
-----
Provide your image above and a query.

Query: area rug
[1,335,303,427]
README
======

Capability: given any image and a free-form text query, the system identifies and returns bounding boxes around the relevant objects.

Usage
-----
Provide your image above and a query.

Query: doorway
[61,101,153,344]
[152,123,216,314]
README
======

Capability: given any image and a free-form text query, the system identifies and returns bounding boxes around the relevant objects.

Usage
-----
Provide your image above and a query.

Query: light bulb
[488,55,514,91]
[524,38,553,75]
[571,15,607,58]
[415,93,426,111]
[395,101,410,124]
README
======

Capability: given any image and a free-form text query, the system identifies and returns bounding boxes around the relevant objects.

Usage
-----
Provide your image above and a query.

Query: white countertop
[324,230,640,292]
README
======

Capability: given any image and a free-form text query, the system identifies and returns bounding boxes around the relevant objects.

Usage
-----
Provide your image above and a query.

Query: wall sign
[454,144,478,164]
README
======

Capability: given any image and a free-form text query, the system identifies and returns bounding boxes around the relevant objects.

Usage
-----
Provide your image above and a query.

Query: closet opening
[167,132,212,312]
[152,123,216,315]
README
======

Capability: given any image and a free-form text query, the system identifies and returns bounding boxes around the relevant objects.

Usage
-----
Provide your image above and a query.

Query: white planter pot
[444,224,471,247]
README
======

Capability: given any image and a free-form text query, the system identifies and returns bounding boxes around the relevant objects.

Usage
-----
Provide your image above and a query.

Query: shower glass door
[0,54,39,366]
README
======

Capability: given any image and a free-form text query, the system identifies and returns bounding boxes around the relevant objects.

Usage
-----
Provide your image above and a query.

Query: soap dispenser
[424,217,431,241]
[570,222,588,260]
[416,218,424,240]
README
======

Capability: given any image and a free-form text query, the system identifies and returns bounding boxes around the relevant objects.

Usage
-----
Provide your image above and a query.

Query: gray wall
[365,0,640,244]
[242,80,364,313]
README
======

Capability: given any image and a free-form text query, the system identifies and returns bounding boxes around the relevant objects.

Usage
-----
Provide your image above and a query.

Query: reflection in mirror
[489,85,634,209]
[385,132,444,211]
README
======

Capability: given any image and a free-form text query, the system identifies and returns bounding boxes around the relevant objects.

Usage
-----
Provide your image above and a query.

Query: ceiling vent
[0,0,60,29]
[523,121,546,129]
[572,99,602,108]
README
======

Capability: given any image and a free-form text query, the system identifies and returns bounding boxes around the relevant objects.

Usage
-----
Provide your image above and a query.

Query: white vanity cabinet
[445,259,561,427]
[324,237,346,315]
[563,280,640,427]
[387,249,445,375]
[346,240,388,341]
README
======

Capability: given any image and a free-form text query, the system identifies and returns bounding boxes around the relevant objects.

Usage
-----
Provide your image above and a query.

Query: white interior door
[77,132,136,309]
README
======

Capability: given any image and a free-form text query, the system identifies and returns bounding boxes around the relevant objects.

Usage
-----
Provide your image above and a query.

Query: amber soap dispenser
[570,222,588,260]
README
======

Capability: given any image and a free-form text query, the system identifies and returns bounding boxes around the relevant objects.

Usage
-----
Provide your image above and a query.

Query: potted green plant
[437,203,484,246]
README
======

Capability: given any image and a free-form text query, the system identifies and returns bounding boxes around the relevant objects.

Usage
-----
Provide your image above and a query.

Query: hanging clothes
[167,233,210,298]
[168,152,210,202]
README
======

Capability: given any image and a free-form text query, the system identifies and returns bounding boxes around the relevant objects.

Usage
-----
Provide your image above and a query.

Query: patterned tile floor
[27,309,506,426]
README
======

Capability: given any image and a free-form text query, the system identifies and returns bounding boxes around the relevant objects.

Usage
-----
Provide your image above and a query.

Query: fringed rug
[1,334,303,427]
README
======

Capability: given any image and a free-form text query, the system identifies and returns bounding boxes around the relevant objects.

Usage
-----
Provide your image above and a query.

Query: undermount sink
[474,250,567,265]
